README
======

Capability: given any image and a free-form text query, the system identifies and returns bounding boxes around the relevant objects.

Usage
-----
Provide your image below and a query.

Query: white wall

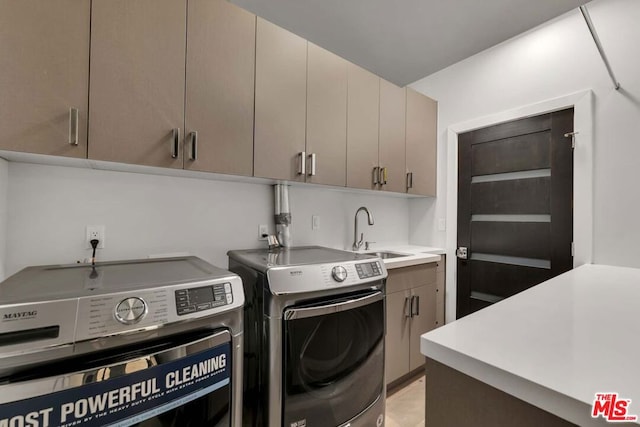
[4,162,408,278]
[0,158,8,280]
[409,0,640,268]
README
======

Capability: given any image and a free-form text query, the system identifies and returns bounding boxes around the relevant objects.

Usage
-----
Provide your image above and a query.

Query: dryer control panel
[355,261,383,279]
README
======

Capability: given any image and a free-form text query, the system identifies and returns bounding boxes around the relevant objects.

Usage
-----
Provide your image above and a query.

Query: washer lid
[0,257,244,360]
[0,256,237,304]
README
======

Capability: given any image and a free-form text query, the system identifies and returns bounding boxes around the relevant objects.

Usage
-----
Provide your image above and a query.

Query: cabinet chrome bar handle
[68,108,79,146]
[414,295,420,316]
[189,131,198,161]
[407,172,413,190]
[308,153,316,176]
[298,151,306,175]
[379,167,388,185]
[171,128,180,159]
[372,166,380,186]
[404,296,412,318]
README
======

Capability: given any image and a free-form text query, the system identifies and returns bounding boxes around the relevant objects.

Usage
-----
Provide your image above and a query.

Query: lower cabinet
[385,262,438,386]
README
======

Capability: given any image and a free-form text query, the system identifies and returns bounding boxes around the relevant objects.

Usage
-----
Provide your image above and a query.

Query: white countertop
[352,244,443,269]
[421,264,640,426]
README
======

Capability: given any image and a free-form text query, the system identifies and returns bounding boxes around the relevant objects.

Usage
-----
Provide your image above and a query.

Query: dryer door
[0,330,232,427]
[283,290,385,427]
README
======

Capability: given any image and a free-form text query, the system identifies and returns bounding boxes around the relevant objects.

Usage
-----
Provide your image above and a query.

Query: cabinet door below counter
[385,291,411,384]
[409,282,437,372]
[385,262,438,387]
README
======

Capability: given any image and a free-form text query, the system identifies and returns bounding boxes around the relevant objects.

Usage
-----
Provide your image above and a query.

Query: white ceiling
[230,0,590,86]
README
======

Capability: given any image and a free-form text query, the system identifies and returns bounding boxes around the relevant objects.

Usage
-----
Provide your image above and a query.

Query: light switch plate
[312,215,320,230]
[438,218,446,231]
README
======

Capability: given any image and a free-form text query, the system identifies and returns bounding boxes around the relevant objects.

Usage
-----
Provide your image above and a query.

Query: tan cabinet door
[0,0,89,157]
[385,290,411,385]
[184,0,255,176]
[305,43,347,186]
[254,18,307,181]
[409,282,437,372]
[379,80,406,193]
[406,88,437,196]
[89,0,186,168]
[346,63,380,190]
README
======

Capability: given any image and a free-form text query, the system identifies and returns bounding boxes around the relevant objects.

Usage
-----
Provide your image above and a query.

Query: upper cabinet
[254,18,307,181]
[406,88,437,196]
[254,32,350,186]
[0,0,89,158]
[184,0,256,176]
[0,3,437,196]
[305,43,348,186]
[346,64,380,190]
[89,0,186,168]
[90,0,256,173]
[378,80,407,193]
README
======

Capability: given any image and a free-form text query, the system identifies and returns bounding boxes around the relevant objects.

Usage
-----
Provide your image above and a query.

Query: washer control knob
[331,266,348,282]
[115,297,147,325]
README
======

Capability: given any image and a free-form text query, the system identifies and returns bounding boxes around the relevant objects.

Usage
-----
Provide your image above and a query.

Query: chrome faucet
[352,207,374,251]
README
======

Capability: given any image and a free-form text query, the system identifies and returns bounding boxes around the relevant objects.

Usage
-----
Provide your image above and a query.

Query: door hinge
[564,131,578,149]
[571,241,575,257]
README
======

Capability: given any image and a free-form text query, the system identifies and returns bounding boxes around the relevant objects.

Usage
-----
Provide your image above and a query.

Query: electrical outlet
[312,215,320,230]
[258,224,268,240]
[86,225,106,249]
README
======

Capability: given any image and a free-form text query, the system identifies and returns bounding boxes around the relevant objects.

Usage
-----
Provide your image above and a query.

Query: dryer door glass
[0,330,232,427]
[283,290,385,427]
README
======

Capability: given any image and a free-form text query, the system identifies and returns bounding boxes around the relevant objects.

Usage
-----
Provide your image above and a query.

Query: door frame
[445,90,594,322]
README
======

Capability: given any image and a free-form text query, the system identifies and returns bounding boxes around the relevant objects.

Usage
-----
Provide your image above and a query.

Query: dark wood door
[457,109,574,318]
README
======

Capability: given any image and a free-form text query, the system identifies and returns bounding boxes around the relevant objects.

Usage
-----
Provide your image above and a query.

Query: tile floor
[385,375,425,427]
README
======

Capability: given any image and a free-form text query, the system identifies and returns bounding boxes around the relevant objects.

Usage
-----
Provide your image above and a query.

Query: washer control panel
[355,261,383,279]
[175,283,233,316]
[114,297,148,325]
[75,276,243,341]
[77,289,170,340]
